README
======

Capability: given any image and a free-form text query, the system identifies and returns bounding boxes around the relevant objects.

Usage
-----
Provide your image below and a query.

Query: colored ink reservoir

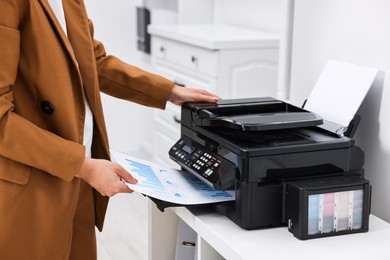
[285,174,371,240]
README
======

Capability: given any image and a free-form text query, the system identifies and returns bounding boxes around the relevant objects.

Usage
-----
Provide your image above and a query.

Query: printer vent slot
[224,184,235,191]
[267,164,344,182]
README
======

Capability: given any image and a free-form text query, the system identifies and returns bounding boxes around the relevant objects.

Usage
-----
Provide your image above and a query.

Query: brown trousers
[0,170,97,260]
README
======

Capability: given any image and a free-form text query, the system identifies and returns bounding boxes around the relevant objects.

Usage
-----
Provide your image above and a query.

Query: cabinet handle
[173,115,181,124]
[182,241,196,247]
[174,81,186,87]
[191,55,197,63]
[160,46,165,53]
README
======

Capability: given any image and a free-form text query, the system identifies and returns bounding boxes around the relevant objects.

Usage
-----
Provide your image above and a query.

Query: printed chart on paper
[111,151,235,205]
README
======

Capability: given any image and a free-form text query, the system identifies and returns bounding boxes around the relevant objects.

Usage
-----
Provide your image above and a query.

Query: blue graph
[125,159,169,197]
[178,173,234,199]
[115,152,235,204]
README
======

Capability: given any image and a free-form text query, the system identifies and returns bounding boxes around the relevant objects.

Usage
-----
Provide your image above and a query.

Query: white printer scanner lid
[304,60,379,136]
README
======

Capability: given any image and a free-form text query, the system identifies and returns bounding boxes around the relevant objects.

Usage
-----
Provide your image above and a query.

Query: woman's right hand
[76,157,138,197]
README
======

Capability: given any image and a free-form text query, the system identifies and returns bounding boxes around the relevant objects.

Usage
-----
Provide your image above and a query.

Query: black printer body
[169,97,371,239]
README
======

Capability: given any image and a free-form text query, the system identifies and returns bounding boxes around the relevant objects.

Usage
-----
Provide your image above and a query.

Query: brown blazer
[0,0,173,230]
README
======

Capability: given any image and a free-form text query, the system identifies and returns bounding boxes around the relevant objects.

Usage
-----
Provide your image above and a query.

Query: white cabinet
[150,203,390,260]
[148,23,279,166]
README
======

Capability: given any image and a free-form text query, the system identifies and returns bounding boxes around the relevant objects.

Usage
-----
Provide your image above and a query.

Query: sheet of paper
[304,60,378,127]
[111,151,235,205]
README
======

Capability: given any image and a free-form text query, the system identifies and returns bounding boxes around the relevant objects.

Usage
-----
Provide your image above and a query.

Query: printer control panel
[169,136,237,190]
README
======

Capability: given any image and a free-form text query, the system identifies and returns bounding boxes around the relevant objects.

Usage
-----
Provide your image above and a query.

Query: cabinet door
[151,60,217,164]
[154,129,180,168]
[230,61,278,98]
[153,58,217,138]
[218,48,279,99]
[152,102,181,166]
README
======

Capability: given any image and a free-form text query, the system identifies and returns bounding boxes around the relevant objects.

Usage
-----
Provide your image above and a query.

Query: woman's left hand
[168,84,221,106]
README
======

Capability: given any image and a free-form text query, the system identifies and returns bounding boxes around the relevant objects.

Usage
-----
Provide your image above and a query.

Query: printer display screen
[182,144,194,154]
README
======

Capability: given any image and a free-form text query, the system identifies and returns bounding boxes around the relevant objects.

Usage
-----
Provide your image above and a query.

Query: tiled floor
[96,192,149,260]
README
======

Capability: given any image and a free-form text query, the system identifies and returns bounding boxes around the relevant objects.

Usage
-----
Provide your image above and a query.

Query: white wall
[214,0,282,33]
[289,0,390,222]
[84,0,154,154]
[145,0,283,28]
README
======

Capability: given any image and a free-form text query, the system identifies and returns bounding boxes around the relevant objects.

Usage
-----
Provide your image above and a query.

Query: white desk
[149,201,390,260]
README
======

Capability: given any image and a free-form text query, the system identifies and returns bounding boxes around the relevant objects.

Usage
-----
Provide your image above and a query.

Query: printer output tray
[191,98,323,131]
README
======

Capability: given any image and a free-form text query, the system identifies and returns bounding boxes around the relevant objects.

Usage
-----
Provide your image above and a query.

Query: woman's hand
[76,157,138,197]
[168,84,221,106]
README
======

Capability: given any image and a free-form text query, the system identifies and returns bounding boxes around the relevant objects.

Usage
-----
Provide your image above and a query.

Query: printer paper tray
[148,196,214,212]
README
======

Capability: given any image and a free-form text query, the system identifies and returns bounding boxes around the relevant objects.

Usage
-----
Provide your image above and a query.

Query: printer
[168,97,371,240]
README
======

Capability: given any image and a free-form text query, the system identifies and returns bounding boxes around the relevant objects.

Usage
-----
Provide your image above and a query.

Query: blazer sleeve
[0,1,85,182]
[88,20,175,110]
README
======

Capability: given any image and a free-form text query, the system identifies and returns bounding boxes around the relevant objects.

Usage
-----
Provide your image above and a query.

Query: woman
[0,0,220,259]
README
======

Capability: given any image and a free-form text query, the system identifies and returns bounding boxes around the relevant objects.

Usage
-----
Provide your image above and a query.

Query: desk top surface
[148,24,279,50]
[172,207,390,260]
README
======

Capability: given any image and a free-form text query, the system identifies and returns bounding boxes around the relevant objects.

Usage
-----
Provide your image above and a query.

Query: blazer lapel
[37,0,79,68]
[62,0,98,111]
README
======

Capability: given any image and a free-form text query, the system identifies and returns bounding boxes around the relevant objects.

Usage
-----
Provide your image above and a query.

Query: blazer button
[41,101,55,115]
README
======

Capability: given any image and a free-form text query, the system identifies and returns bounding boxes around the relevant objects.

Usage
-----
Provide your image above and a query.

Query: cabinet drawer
[152,37,218,77]
[154,103,181,136]
[154,130,180,168]
[153,62,216,93]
